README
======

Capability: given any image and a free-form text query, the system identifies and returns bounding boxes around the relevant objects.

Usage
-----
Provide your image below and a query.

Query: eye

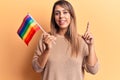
[55,12,59,16]
[63,11,68,14]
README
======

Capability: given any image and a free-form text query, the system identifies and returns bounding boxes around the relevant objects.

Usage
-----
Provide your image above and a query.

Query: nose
[59,12,64,18]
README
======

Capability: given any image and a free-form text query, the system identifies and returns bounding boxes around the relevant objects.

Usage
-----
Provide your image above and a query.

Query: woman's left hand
[82,22,94,46]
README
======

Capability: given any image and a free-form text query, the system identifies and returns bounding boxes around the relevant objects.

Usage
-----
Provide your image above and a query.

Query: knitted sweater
[32,34,99,80]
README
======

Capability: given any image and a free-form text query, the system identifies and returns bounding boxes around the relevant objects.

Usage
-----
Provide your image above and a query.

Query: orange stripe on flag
[24,25,40,45]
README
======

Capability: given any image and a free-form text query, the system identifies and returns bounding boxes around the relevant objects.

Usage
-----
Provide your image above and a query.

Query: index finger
[86,22,90,32]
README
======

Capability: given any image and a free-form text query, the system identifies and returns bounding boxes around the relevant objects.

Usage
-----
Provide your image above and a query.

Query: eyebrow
[55,9,68,12]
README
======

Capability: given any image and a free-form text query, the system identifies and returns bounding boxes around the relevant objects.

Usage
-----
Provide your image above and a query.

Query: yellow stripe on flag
[23,22,36,40]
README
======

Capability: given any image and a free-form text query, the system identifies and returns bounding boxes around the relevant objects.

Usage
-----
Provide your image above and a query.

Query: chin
[59,25,69,29]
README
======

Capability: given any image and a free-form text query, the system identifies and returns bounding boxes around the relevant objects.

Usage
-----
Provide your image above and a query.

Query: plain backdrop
[0,0,120,80]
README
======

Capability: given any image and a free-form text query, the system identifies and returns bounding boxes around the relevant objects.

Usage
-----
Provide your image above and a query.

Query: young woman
[32,0,99,80]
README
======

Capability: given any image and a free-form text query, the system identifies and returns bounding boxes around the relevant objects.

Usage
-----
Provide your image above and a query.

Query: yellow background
[0,0,120,80]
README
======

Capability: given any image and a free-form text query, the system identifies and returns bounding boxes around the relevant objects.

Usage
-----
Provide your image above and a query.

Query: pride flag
[17,14,45,45]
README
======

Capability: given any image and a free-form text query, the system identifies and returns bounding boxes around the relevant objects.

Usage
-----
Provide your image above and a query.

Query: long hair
[50,0,79,57]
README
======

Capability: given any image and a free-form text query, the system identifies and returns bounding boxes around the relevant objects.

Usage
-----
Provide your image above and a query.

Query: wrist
[88,43,95,48]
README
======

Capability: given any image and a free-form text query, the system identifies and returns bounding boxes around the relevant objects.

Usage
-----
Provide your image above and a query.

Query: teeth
[59,20,65,25]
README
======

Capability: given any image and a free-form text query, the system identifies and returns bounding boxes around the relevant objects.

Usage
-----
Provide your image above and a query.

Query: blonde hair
[50,0,79,57]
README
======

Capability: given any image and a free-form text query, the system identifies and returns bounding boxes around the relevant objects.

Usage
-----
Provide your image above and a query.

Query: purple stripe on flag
[17,15,30,34]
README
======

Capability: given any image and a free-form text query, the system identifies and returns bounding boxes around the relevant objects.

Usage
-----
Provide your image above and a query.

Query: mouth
[58,20,66,25]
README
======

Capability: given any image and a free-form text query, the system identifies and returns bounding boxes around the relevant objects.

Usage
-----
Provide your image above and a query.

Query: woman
[32,0,99,80]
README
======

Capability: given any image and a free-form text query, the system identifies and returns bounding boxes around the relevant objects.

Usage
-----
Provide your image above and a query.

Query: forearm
[86,44,98,66]
[38,49,50,68]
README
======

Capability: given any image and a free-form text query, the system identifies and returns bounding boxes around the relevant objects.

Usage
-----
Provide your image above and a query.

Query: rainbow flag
[17,14,45,45]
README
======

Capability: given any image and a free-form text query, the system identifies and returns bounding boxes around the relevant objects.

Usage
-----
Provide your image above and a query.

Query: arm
[32,33,56,73]
[38,49,50,68]
[85,44,99,74]
[32,49,50,73]
[82,22,99,74]
[86,44,98,67]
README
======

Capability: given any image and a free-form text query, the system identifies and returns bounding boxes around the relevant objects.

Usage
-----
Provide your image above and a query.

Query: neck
[57,29,67,36]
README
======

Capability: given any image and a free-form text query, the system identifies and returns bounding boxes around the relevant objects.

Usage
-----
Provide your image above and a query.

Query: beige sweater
[32,34,99,80]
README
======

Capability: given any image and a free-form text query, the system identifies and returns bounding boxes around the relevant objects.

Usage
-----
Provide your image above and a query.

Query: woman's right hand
[42,33,56,50]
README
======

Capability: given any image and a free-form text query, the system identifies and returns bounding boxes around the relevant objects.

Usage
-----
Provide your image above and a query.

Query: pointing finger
[83,22,90,39]
[86,22,90,32]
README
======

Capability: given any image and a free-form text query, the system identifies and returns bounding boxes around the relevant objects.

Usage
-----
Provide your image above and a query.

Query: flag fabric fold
[17,14,44,45]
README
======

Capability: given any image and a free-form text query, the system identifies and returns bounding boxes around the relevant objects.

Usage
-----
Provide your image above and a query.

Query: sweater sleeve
[32,34,46,73]
[83,58,99,74]
[85,60,99,74]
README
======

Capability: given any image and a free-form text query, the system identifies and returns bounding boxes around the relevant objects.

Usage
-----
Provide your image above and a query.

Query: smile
[59,20,67,25]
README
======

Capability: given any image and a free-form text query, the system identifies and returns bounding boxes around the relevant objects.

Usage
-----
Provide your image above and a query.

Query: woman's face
[54,5,71,31]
